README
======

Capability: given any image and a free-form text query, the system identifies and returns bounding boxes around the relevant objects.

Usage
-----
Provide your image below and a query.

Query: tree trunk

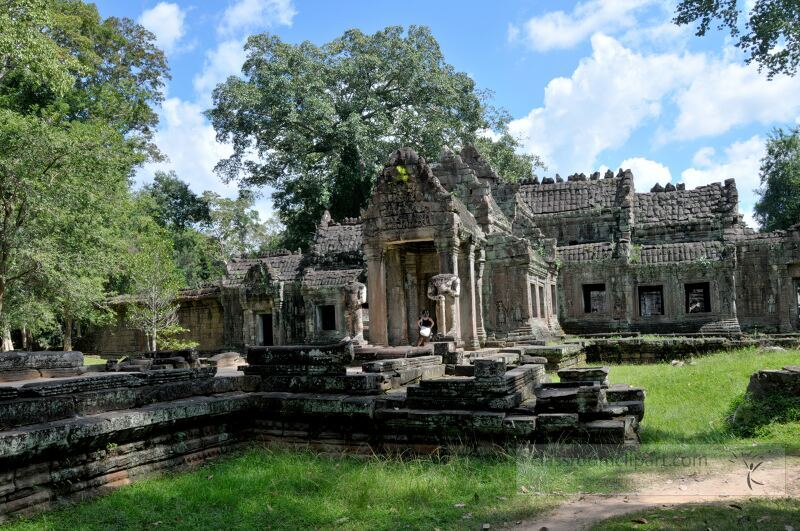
[1,327,13,352]
[21,325,27,350]
[63,314,73,351]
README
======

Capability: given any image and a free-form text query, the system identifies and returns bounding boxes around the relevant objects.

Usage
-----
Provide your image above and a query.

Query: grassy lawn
[591,498,800,530]
[6,348,799,530]
[609,348,800,448]
[82,355,106,366]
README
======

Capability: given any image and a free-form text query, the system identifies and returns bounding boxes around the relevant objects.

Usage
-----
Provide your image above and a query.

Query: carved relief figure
[344,282,367,342]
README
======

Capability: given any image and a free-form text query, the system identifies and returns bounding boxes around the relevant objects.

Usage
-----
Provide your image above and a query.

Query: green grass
[82,355,106,366]
[10,449,562,531]
[7,348,800,530]
[609,348,800,447]
[590,498,800,530]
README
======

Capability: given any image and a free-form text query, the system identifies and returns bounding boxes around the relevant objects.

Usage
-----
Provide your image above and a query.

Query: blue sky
[93,0,800,227]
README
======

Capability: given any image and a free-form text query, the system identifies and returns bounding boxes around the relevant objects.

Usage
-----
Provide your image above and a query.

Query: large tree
[0,111,138,349]
[208,26,541,248]
[754,126,800,231]
[674,0,800,78]
[0,0,170,349]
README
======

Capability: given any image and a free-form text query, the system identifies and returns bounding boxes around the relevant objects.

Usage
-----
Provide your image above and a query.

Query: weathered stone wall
[558,241,740,334]
[735,227,800,333]
[632,179,741,244]
[82,296,225,355]
[585,337,800,364]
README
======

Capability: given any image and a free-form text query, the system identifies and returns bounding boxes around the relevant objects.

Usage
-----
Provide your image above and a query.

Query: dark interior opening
[638,285,664,316]
[582,283,607,313]
[319,305,336,331]
[260,314,273,346]
[684,282,711,313]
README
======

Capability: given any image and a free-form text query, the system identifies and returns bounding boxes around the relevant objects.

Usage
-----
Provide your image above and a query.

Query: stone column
[475,248,487,343]
[462,242,480,350]
[403,251,419,342]
[436,238,460,276]
[385,246,408,345]
[365,246,388,346]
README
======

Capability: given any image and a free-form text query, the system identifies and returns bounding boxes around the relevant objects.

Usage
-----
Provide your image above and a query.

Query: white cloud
[680,135,765,227]
[218,0,296,37]
[138,2,187,55]
[193,39,248,103]
[509,34,704,174]
[509,0,655,51]
[667,59,800,141]
[620,157,672,192]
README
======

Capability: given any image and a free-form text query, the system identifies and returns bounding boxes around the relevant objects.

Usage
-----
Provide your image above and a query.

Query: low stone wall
[0,351,84,382]
[0,343,646,522]
[585,336,800,364]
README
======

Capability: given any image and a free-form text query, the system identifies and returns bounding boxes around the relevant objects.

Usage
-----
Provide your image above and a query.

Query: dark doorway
[638,285,664,316]
[582,283,607,313]
[319,305,336,331]
[260,314,273,346]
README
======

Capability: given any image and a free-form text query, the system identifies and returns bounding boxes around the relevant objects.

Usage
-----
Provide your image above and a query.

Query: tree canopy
[754,126,800,231]
[674,0,800,78]
[0,0,170,350]
[208,26,542,249]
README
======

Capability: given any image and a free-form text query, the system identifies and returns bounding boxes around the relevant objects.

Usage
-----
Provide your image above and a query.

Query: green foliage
[156,324,199,351]
[203,190,283,258]
[753,126,800,231]
[473,130,546,182]
[0,0,169,155]
[674,0,800,78]
[208,26,538,248]
[141,171,212,231]
[125,226,185,352]
[0,0,79,97]
[0,110,138,347]
[728,391,800,437]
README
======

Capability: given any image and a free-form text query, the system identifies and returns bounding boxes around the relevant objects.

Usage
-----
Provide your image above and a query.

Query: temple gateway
[87,146,800,354]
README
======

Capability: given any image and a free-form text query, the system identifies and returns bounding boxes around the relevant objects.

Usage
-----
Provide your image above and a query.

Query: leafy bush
[728,392,800,437]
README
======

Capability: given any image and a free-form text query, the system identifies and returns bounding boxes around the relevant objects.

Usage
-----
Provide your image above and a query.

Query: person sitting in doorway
[416,310,435,346]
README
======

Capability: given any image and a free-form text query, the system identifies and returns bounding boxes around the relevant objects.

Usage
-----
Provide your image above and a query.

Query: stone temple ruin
[88,145,800,354]
[1,146,798,518]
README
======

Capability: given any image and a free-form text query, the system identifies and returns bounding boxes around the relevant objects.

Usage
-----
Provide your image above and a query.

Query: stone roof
[633,181,738,228]
[224,252,304,287]
[518,178,620,215]
[301,268,363,289]
[557,242,615,263]
[311,218,364,259]
[637,241,727,264]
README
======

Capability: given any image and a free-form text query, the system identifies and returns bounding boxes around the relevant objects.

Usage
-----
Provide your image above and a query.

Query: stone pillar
[436,238,460,275]
[476,249,487,342]
[385,246,408,345]
[462,242,480,350]
[365,246,388,346]
[403,251,419,342]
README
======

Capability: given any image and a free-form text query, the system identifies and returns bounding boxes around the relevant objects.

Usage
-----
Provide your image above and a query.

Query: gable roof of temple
[223,251,305,288]
[309,212,364,268]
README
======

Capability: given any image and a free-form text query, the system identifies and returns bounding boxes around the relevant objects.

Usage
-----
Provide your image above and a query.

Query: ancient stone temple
[85,146,800,354]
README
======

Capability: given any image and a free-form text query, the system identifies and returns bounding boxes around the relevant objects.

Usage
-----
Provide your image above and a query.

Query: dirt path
[512,457,799,530]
